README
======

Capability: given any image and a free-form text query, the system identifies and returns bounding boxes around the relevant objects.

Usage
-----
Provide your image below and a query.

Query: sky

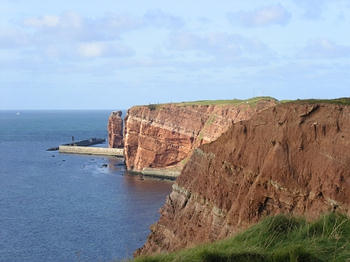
[1,0,349,109]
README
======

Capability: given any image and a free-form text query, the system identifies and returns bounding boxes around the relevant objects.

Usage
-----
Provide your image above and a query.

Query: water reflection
[107,157,126,172]
[107,157,174,191]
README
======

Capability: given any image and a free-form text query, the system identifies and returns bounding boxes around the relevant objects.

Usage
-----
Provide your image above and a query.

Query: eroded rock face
[108,111,123,148]
[123,99,277,172]
[136,103,350,256]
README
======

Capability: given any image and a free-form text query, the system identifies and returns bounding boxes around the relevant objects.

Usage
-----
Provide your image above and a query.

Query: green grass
[133,213,350,262]
[143,97,350,111]
[143,97,277,110]
[281,97,350,105]
[173,96,277,107]
[198,114,217,140]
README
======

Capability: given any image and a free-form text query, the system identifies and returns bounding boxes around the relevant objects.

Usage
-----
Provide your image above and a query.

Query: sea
[0,110,173,262]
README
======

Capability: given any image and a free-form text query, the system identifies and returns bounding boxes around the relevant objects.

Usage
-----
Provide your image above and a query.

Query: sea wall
[136,102,350,255]
[120,98,277,173]
[59,145,124,156]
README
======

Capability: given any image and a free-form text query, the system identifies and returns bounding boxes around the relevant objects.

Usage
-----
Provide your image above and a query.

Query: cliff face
[123,99,277,172]
[108,111,123,148]
[136,102,350,255]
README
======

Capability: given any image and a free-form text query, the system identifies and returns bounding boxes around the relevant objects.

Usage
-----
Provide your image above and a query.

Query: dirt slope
[136,102,350,255]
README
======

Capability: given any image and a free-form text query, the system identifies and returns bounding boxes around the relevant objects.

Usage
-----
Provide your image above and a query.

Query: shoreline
[126,168,180,181]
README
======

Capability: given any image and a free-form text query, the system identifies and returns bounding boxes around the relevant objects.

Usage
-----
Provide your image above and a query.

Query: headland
[107,97,350,260]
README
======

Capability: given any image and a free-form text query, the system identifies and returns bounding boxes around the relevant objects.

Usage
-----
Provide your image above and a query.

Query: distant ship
[16,112,20,116]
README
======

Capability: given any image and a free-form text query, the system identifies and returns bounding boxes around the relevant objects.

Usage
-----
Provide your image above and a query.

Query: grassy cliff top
[133,97,350,111]
[172,96,277,106]
[282,97,350,106]
[133,213,350,262]
[141,96,277,110]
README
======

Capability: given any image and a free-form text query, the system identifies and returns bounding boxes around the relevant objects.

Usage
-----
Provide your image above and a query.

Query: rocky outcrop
[108,111,123,148]
[123,98,277,172]
[136,102,350,256]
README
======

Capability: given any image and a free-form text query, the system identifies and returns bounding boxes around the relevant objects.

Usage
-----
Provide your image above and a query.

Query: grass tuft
[133,213,350,262]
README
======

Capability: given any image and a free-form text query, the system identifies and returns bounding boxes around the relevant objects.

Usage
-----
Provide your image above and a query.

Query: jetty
[47,138,106,151]
[47,137,124,157]
[59,145,124,157]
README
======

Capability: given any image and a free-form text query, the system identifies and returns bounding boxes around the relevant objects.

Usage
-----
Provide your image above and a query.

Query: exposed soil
[136,102,350,256]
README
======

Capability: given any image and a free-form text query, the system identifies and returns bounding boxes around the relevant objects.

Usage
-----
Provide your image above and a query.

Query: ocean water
[0,110,172,262]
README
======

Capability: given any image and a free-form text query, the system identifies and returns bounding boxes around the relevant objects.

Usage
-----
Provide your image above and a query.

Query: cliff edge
[108,110,123,148]
[136,101,350,256]
[121,98,277,173]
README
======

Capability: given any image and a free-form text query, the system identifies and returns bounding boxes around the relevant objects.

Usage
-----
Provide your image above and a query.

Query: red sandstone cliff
[108,111,123,148]
[122,98,277,172]
[136,102,350,256]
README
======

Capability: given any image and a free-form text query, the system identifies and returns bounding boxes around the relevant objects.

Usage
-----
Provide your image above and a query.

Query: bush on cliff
[283,97,350,105]
[147,104,158,111]
[133,213,350,262]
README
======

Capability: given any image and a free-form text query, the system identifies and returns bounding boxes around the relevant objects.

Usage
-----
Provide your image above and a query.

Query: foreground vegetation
[134,213,350,262]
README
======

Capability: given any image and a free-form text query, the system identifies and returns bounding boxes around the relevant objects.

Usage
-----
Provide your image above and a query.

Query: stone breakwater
[108,98,277,174]
[135,102,350,256]
[59,145,124,156]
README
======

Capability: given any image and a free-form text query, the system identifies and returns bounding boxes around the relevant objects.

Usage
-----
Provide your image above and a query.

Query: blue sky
[1,0,349,109]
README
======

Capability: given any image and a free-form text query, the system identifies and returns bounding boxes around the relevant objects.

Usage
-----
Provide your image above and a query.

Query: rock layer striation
[136,102,350,256]
[108,110,123,148]
[122,99,277,172]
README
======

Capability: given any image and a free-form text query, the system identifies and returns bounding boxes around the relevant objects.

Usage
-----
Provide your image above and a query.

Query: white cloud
[21,10,184,42]
[78,42,104,57]
[104,14,142,31]
[21,12,133,44]
[2,10,185,62]
[167,32,272,59]
[77,42,134,58]
[23,12,86,29]
[228,4,291,27]
[292,0,327,20]
[6,10,185,62]
[292,0,350,20]
[298,39,350,59]
[0,28,28,48]
[24,15,60,27]
[60,12,83,28]
[143,9,184,28]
